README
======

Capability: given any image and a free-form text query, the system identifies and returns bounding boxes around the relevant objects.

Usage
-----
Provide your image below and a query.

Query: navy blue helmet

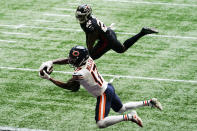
[69,46,89,67]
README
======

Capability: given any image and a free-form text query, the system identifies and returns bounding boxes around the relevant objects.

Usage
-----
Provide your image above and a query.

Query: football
[40,66,53,76]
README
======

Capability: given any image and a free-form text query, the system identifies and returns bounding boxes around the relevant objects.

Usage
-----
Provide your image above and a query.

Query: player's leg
[89,36,111,60]
[96,84,142,128]
[118,98,163,113]
[107,29,125,53]
[122,27,158,51]
[97,110,143,128]
[108,27,158,53]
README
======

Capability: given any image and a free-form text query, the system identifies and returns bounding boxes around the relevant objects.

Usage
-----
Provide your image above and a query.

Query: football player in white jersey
[40,46,163,128]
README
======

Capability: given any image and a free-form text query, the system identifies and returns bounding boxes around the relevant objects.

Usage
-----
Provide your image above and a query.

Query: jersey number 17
[91,64,104,87]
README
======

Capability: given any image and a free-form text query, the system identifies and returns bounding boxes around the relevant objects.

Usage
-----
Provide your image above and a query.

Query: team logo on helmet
[72,51,80,57]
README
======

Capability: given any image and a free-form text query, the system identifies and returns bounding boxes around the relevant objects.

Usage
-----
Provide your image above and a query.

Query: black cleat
[141,27,159,35]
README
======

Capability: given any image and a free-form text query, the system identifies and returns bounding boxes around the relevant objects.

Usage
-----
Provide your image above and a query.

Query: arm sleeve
[73,71,84,81]
[91,18,108,33]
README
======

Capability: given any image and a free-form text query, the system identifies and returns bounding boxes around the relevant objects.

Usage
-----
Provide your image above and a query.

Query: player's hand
[39,61,53,73]
[109,23,115,30]
[40,70,51,80]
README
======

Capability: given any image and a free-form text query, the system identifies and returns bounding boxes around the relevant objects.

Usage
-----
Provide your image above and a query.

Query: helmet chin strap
[79,20,86,24]
[78,58,86,67]
[79,16,89,23]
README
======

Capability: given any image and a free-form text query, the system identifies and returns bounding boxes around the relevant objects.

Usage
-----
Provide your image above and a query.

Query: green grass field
[0,0,197,130]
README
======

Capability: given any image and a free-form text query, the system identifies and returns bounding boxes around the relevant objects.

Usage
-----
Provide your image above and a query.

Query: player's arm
[93,17,108,33]
[86,34,97,51]
[52,58,69,65]
[40,70,80,92]
[49,77,80,92]
[39,58,69,75]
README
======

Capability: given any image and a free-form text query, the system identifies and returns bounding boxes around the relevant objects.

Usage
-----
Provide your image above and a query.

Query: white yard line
[0,24,81,31]
[105,0,197,7]
[116,32,197,40]
[0,126,49,131]
[54,8,75,11]
[0,39,16,43]
[68,3,80,5]
[0,24,197,40]
[33,19,58,23]
[0,66,196,84]
[43,13,70,17]
[1,32,30,35]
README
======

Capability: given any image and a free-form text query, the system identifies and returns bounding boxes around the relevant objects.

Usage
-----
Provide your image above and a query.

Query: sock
[118,100,150,113]
[97,113,136,128]
[97,115,125,128]
[143,100,150,106]
[123,114,130,121]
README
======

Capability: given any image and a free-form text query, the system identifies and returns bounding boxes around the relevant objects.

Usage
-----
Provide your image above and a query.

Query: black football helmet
[75,4,92,23]
[69,46,89,67]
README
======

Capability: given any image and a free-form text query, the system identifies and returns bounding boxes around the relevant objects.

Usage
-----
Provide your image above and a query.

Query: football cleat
[150,98,163,110]
[129,110,143,127]
[141,27,159,34]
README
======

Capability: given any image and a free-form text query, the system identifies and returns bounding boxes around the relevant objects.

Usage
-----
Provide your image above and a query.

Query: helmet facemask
[75,4,92,23]
[68,56,86,68]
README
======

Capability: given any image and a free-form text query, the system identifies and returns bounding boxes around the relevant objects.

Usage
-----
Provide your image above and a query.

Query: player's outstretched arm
[39,58,69,75]
[39,70,80,92]
[52,58,69,65]
[49,77,80,92]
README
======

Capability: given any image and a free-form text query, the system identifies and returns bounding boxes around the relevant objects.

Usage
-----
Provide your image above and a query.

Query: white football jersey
[73,57,108,97]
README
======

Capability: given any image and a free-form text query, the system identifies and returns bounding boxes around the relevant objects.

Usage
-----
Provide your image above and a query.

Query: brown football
[40,66,53,76]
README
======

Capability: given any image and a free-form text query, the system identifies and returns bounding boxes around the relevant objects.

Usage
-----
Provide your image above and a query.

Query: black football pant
[89,28,146,60]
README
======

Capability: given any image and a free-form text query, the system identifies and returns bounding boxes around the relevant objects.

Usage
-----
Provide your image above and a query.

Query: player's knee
[118,105,126,113]
[89,53,99,60]
[114,47,126,54]
[116,50,124,53]
[97,120,107,128]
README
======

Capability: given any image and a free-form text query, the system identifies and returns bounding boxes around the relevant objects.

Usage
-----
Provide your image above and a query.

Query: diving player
[40,46,163,128]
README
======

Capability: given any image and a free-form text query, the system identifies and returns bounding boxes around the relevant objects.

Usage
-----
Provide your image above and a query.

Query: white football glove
[109,23,116,30]
[40,70,51,80]
[39,61,53,72]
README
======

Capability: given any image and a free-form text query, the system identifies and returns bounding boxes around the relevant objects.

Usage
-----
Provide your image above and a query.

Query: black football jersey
[80,16,108,34]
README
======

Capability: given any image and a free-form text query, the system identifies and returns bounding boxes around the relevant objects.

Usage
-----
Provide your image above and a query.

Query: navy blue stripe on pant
[95,83,123,122]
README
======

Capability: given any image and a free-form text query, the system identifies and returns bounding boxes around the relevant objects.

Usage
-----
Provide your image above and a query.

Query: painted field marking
[0,39,16,43]
[33,19,58,23]
[54,8,75,11]
[0,66,196,83]
[0,24,197,40]
[0,24,81,31]
[105,0,197,7]
[43,13,70,17]
[0,126,49,131]
[116,32,197,40]
[1,32,30,35]
[68,3,80,5]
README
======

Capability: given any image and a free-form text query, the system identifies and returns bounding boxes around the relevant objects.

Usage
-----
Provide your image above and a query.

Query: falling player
[75,4,159,59]
[39,46,163,128]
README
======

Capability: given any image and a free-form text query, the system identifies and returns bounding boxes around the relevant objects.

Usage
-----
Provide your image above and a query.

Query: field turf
[0,0,197,131]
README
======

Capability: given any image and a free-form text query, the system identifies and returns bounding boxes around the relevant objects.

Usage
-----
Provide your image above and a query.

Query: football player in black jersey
[76,4,158,60]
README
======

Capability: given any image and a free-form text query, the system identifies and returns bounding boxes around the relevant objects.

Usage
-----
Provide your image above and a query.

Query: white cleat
[129,110,143,127]
[150,98,163,110]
